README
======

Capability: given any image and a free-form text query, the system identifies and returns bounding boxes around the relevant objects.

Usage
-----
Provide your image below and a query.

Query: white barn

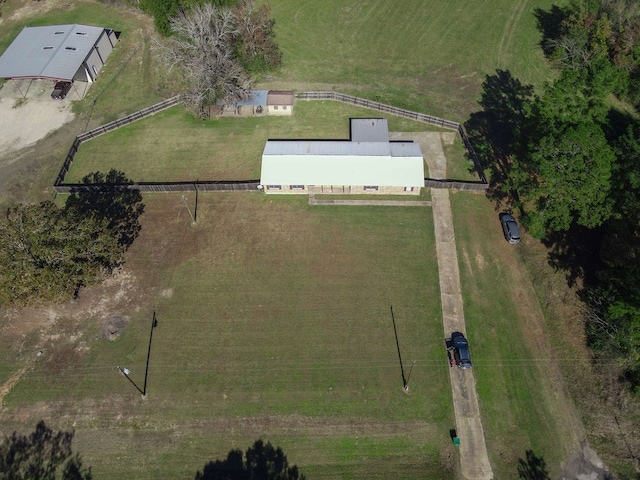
[260,118,425,195]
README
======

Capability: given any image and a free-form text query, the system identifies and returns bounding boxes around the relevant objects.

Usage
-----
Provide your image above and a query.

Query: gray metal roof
[0,24,105,81]
[350,118,389,142]
[260,118,425,187]
[217,90,268,106]
[263,141,392,156]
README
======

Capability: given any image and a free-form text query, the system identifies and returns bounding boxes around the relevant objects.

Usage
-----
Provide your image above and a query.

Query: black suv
[452,332,472,369]
[51,81,72,100]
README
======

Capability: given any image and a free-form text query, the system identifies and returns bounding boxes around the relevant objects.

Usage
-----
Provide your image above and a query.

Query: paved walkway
[418,132,494,480]
[308,194,430,207]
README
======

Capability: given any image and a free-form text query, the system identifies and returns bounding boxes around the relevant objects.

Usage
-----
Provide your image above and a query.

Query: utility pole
[143,311,158,396]
[390,305,408,392]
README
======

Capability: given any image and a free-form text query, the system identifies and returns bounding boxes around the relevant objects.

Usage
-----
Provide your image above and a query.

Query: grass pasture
[449,192,584,479]
[269,0,560,119]
[67,100,466,183]
[2,193,456,479]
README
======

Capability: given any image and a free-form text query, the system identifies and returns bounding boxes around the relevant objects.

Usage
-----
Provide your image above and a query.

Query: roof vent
[65,47,77,51]
[43,46,54,50]
[55,31,64,35]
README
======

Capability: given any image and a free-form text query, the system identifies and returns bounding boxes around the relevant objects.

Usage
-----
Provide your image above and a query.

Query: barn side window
[273,105,279,110]
[364,186,379,191]
[404,187,414,192]
[267,185,281,190]
[289,185,304,190]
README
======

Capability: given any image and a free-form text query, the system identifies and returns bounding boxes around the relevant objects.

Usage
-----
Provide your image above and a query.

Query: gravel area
[0,97,75,158]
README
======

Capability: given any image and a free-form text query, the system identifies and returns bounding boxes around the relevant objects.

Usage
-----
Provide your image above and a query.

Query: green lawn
[269,0,561,119]
[3,193,454,479]
[67,100,459,183]
[450,191,578,479]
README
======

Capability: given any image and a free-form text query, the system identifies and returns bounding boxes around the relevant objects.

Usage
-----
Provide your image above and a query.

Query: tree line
[145,0,282,118]
[466,0,640,389]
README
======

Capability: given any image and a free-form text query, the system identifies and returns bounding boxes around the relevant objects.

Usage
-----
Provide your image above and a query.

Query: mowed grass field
[2,193,455,479]
[67,100,467,183]
[268,0,560,119]
[449,192,583,479]
[0,0,585,478]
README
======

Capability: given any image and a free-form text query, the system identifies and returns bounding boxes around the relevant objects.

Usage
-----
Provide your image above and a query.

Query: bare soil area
[0,96,75,159]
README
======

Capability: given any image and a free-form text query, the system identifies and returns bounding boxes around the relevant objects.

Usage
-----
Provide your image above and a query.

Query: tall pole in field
[390,305,407,391]
[143,311,158,396]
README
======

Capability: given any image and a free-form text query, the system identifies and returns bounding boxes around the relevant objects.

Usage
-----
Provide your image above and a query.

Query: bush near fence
[54,92,487,193]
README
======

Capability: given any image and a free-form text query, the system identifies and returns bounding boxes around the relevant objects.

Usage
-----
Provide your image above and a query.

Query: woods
[467,0,640,390]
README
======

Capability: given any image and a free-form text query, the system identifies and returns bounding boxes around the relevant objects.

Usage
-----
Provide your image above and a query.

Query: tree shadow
[464,69,534,209]
[0,420,92,480]
[543,224,604,288]
[64,169,145,249]
[534,5,570,58]
[195,440,305,480]
[518,450,550,480]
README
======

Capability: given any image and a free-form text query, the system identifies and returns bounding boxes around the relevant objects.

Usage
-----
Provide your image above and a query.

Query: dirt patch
[102,315,127,341]
[559,442,615,480]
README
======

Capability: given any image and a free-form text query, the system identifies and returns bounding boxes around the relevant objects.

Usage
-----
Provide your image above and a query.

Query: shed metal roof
[0,24,105,81]
[267,90,294,105]
[350,118,389,142]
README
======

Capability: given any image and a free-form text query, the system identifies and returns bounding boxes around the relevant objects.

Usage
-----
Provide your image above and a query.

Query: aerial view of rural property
[1,0,639,478]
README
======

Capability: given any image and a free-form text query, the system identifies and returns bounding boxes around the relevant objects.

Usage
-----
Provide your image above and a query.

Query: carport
[0,24,118,100]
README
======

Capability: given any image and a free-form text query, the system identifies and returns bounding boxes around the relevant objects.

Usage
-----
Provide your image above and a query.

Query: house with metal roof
[260,118,425,195]
[0,24,118,98]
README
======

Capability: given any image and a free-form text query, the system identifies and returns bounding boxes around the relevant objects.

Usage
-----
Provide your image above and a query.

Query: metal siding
[85,49,103,78]
[96,32,113,60]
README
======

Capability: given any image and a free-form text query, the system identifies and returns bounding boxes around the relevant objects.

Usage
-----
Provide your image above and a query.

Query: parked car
[51,81,72,100]
[500,213,521,244]
[451,331,472,369]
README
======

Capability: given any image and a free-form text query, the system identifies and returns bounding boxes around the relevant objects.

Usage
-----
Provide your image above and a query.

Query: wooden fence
[297,91,460,129]
[297,91,487,184]
[54,96,181,191]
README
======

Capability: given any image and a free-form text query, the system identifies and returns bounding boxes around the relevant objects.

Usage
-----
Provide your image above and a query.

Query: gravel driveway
[0,97,75,158]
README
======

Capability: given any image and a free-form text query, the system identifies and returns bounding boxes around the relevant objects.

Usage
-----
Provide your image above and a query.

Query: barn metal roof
[0,24,105,81]
[260,153,425,187]
[261,118,425,187]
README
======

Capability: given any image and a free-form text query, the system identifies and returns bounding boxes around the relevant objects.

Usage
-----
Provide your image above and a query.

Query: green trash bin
[453,437,461,446]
